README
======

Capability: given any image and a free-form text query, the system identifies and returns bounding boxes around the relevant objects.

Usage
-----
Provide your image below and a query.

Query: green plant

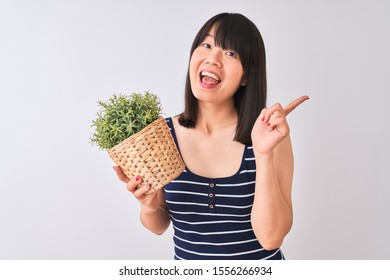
[90,91,163,150]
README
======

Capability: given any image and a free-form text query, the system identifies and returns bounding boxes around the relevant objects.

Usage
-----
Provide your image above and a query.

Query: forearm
[140,205,171,235]
[251,151,293,250]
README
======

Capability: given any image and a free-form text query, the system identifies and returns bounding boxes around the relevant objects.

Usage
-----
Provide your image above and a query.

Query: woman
[114,13,308,260]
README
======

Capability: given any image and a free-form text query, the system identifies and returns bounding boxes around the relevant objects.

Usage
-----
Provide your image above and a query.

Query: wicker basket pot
[108,116,185,194]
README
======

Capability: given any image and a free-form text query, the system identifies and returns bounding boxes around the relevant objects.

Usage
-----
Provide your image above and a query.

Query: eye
[225,51,237,57]
[201,43,211,49]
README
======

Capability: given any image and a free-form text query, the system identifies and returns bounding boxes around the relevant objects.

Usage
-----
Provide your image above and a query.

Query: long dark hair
[178,13,267,145]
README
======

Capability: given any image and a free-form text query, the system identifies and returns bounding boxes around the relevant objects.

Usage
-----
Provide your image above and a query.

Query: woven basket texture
[108,116,185,194]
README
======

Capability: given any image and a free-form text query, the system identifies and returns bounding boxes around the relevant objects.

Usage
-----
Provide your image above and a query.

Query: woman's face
[189,25,246,106]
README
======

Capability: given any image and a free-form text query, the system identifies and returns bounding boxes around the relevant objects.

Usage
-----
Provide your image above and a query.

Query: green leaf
[90,91,163,149]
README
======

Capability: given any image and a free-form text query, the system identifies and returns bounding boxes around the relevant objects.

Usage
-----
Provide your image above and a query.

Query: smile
[200,71,221,85]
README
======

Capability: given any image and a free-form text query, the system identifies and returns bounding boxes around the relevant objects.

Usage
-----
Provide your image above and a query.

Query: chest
[173,122,245,178]
[164,145,257,215]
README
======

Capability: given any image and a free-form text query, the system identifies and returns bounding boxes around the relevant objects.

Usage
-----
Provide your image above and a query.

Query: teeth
[201,71,221,82]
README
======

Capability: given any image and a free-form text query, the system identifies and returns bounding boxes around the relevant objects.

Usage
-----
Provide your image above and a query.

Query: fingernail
[135,176,140,181]
[262,117,265,122]
[267,123,271,126]
[143,183,149,189]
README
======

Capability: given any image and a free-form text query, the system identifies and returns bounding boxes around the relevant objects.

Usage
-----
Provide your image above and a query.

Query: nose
[205,49,222,67]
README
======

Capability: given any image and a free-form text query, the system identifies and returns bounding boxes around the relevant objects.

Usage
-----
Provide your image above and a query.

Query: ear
[241,75,247,86]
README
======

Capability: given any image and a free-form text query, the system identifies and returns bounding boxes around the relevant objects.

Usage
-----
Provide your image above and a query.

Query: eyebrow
[206,33,215,38]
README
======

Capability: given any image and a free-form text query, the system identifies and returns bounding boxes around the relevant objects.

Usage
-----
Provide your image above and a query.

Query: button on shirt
[163,117,284,260]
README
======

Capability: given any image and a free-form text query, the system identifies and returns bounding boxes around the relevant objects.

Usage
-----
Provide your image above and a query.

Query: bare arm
[114,166,171,235]
[251,136,294,250]
[250,96,308,250]
[139,188,171,235]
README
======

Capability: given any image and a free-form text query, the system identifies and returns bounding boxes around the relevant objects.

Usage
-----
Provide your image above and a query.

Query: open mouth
[200,71,221,85]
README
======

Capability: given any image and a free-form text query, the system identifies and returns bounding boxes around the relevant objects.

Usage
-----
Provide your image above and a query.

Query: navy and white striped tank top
[164,117,284,260]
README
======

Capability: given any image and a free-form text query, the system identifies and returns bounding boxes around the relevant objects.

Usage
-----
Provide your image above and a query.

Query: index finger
[283,95,309,116]
[113,165,130,183]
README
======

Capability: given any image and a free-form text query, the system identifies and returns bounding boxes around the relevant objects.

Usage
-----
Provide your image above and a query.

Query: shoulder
[168,115,186,134]
[164,116,172,124]
[164,115,179,124]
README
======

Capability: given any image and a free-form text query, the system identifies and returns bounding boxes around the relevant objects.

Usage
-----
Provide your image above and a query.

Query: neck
[196,101,237,135]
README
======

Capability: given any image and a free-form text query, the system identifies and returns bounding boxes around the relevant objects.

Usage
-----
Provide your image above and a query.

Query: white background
[0,0,389,260]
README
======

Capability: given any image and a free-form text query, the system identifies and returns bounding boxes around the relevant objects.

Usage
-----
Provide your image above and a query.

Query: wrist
[141,204,160,215]
[254,149,274,161]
